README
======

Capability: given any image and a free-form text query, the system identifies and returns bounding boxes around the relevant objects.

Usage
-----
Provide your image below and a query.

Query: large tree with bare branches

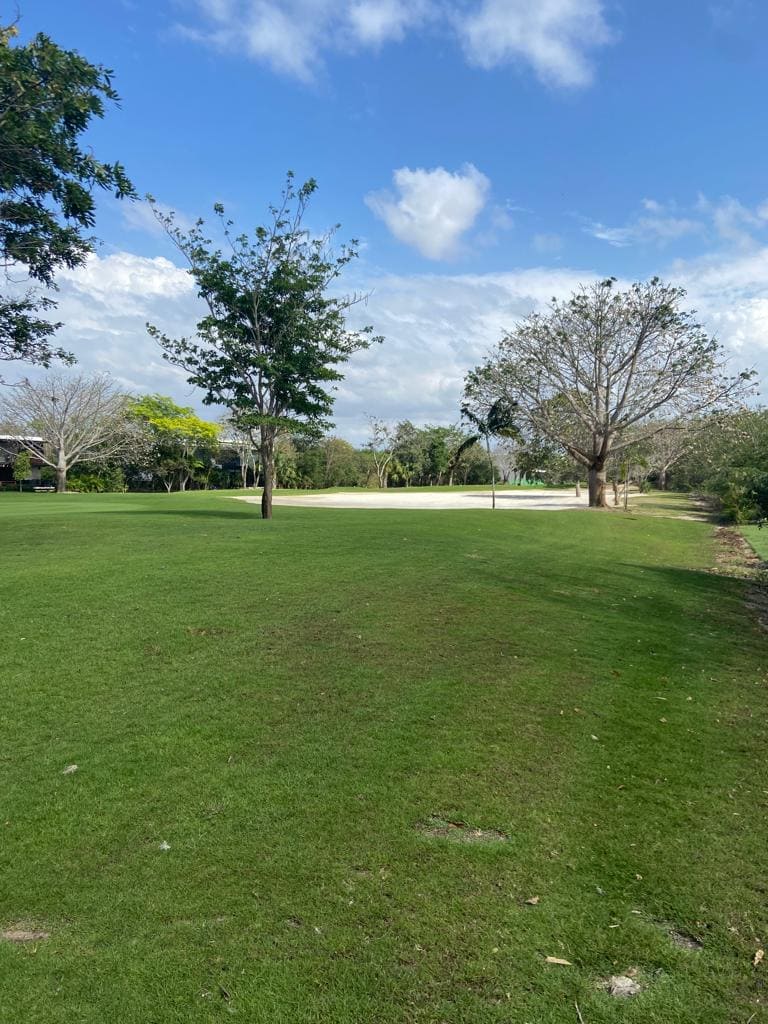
[0,373,135,491]
[146,174,381,519]
[465,277,752,507]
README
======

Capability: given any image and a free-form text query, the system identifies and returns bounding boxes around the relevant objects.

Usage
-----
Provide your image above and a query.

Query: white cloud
[347,0,426,45]
[21,253,204,399]
[457,0,616,87]
[9,240,768,443]
[180,0,431,81]
[586,194,768,250]
[180,0,616,87]
[365,164,490,260]
[696,194,765,249]
[121,199,194,238]
[671,247,768,381]
[587,199,702,247]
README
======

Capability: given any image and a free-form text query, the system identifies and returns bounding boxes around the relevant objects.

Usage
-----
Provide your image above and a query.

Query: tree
[129,395,219,492]
[220,417,259,489]
[0,22,134,374]
[645,421,695,490]
[465,278,753,507]
[12,447,31,490]
[147,175,379,518]
[460,397,519,509]
[673,408,768,521]
[366,417,397,488]
[0,372,134,491]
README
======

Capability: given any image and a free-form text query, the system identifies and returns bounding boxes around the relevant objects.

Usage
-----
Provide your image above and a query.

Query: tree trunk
[55,450,67,493]
[260,427,275,519]
[575,480,581,498]
[485,434,496,509]
[612,479,620,506]
[587,464,608,507]
[659,466,668,491]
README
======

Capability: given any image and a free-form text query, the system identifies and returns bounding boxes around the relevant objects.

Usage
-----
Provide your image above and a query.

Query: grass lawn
[1,491,766,1023]
[743,525,768,560]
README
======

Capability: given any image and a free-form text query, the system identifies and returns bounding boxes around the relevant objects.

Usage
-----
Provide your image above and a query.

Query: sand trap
[235,488,587,511]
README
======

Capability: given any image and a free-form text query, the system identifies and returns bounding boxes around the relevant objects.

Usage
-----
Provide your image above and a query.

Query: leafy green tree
[12,448,31,490]
[147,175,380,518]
[129,395,219,492]
[0,21,134,373]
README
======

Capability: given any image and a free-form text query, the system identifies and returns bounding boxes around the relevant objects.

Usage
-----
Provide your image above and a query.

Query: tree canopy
[0,21,134,372]
[465,277,753,507]
[147,174,380,518]
[129,394,219,492]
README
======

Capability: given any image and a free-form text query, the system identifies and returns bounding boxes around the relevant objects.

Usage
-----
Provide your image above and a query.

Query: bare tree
[646,421,697,490]
[221,417,259,488]
[366,416,396,488]
[465,278,753,507]
[0,373,134,491]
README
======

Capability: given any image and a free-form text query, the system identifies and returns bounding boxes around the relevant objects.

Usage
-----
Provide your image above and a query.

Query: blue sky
[13,0,768,438]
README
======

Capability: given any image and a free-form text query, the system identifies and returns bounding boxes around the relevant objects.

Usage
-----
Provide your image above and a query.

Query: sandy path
[235,489,587,511]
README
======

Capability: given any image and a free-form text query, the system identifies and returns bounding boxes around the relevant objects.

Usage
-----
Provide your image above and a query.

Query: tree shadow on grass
[473,556,755,675]
[120,507,265,522]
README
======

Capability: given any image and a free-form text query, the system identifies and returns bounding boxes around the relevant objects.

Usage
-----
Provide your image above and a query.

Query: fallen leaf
[62,764,78,775]
[545,956,572,966]
[525,896,540,905]
[159,840,171,851]
[754,949,764,967]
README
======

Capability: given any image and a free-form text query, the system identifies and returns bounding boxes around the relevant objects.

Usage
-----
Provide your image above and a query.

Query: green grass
[1,490,766,1023]
[743,525,768,560]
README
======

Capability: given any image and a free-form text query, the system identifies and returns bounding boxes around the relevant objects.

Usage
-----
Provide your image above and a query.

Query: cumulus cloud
[457,0,615,87]
[18,253,204,399]
[9,239,768,443]
[180,0,616,87]
[365,164,491,260]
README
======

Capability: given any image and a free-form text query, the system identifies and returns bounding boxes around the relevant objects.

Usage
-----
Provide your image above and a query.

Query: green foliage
[12,448,31,488]
[67,463,125,493]
[0,21,134,367]
[128,394,219,491]
[672,408,768,521]
[146,174,380,516]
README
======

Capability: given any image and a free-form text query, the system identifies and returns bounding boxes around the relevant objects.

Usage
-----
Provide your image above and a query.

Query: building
[0,436,45,486]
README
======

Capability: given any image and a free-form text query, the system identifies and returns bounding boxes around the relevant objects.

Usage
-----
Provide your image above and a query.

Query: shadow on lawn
[121,506,265,522]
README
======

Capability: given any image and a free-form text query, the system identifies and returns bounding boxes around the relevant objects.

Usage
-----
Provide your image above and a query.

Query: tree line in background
[0,375,500,493]
[2,369,767,523]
